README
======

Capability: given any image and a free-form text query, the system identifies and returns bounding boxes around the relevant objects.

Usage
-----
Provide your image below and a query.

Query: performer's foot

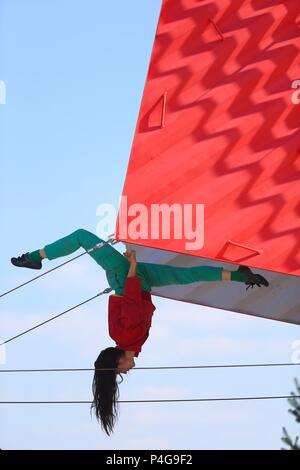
[11,253,42,270]
[238,265,269,290]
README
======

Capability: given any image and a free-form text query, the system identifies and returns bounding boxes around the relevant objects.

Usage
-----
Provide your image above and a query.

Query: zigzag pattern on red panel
[118,0,300,276]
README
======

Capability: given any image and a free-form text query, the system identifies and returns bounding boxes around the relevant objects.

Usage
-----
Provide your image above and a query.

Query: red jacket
[108,276,156,357]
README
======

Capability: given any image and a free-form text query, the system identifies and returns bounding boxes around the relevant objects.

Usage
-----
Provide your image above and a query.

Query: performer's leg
[25,229,128,294]
[43,228,128,273]
[138,262,223,287]
[138,262,263,289]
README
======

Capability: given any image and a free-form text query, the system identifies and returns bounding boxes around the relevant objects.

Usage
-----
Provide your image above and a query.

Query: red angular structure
[116,0,300,325]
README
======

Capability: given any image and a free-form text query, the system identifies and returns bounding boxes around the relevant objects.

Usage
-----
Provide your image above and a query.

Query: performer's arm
[120,249,144,327]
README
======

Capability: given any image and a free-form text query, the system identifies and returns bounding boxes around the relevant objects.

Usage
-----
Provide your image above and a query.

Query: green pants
[44,229,223,295]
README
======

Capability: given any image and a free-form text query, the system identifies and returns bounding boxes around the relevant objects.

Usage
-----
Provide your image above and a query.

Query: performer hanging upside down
[11,228,269,435]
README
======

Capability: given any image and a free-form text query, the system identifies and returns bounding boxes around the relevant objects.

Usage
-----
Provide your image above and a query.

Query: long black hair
[91,347,125,436]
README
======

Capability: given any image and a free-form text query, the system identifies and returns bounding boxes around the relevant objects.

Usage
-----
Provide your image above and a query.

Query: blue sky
[0,0,299,450]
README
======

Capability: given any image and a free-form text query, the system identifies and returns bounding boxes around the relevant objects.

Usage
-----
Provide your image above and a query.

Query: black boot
[238,265,269,290]
[11,253,42,270]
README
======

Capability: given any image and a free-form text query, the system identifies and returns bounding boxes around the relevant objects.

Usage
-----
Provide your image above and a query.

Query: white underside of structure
[125,242,300,326]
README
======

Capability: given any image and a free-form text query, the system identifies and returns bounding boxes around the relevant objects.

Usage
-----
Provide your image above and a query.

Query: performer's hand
[123,249,137,264]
